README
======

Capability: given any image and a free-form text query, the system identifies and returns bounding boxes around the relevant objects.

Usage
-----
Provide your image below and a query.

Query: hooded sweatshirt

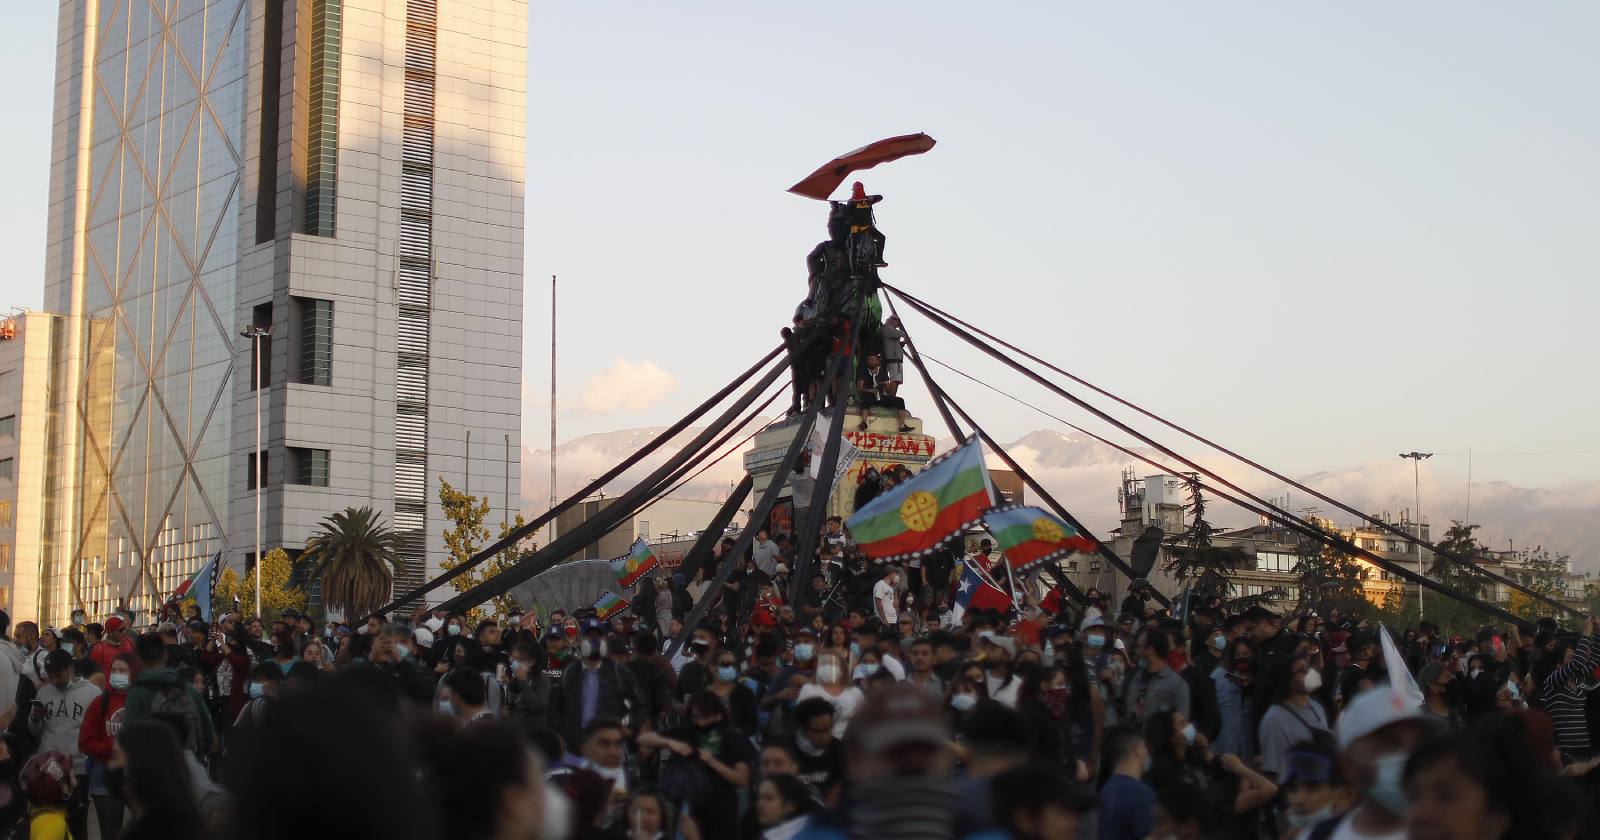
[124,667,217,756]
[30,677,102,769]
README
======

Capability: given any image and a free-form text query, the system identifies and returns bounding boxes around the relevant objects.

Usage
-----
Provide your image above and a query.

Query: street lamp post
[242,324,274,619]
[1399,451,1432,620]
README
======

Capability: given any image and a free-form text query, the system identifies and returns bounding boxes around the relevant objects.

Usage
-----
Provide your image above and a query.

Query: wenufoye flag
[611,537,658,588]
[981,505,1097,572]
[846,437,994,560]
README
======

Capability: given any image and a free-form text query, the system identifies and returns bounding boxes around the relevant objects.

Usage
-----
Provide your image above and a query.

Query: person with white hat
[1304,686,1440,840]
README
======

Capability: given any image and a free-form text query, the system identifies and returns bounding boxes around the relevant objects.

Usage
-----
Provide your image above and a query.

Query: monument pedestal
[743,409,937,535]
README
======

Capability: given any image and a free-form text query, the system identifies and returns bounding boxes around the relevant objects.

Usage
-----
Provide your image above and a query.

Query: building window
[256,0,285,243]
[294,297,333,386]
[304,0,343,236]
[0,415,14,438]
[0,501,11,527]
[247,450,270,490]
[291,448,330,487]
[249,303,273,390]
[0,458,12,482]
[0,544,9,572]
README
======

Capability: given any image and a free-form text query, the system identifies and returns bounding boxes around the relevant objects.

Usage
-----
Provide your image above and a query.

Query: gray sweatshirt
[30,678,103,769]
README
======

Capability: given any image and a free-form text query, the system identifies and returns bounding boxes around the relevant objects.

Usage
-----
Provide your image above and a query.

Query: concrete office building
[35,0,525,625]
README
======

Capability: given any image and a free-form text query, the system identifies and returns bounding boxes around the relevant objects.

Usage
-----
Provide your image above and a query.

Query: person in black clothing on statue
[858,352,912,432]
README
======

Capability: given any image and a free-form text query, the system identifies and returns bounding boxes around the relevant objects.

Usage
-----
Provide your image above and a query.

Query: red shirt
[89,637,134,674]
[78,688,128,763]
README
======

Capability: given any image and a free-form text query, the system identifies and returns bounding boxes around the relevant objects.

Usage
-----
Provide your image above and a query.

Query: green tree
[1428,521,1488,600]
[1293,522,1370,618]
[211,547,308,621]
[302,507,400,620]
[1163,476,1250,604]
[439,478,534,622]
[1508,547,1570,622]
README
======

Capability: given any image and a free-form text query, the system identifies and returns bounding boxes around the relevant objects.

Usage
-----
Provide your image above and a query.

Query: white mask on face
[1302,667,1323,693]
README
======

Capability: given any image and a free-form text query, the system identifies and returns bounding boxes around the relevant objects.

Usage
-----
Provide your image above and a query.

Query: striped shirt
[1541,636,1599,757]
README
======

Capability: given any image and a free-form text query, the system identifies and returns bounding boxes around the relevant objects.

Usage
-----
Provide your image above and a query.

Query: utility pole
[1399,451,1432,620]
[549,275,558,534]
[242,323,274,619]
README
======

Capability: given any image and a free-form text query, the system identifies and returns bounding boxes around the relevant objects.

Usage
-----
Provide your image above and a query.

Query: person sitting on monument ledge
[857,352,913,433]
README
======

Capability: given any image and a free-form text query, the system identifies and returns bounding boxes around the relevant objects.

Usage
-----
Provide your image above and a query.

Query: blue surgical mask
[1181,723,1197,745]
[447,625,462,637]
[61,643,75,655]
[1085,635,1106,650]
[853,663,879,680]
[1368,752,1410,814]
[1211,635,1227,652]
[438,698,454,716]
[950,693,977,712]
[1287,805,1335,829]
[849,643,861,658]
[247,682,264,699]
[108,673,130,690]
[717,666,738,682]
[794,643,815,662]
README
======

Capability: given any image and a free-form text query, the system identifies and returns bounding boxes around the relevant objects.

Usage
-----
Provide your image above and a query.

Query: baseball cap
[104,615,126,632]
[1079,615,1108,632]
[1281,744,1338,786]
[1338,686,1437,750]
[581,618,607,636]
[844,684,949,753]
[21,752,72,803]
[43,650,73,674]
[412,627,435,648]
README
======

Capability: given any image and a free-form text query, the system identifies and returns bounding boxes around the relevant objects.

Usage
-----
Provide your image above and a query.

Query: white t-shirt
[797,683,864,738]
[873,579,898,624]
[1327,811,1405,840]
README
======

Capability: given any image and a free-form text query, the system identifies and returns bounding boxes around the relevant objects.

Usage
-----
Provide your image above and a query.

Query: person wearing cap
[88,615,134,676]
[1416,661,1463,733]
[1321,686,1441,840]
[551,618,643,756]
[1277,741,1353,840]
[22,750,75,840]
[28,649,95,838]
[1337,631,1378,710]
[792,685,966,840]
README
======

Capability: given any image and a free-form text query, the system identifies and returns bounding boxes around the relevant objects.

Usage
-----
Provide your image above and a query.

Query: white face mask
[542,784,573,840]
[1302,667,1323,693]
[108,673,130,690]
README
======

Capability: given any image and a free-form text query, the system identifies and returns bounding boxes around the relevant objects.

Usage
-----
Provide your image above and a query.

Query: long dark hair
[117,720,198,819]
[761,773,816,824]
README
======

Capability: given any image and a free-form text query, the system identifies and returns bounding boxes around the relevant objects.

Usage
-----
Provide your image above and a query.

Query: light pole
[242,324,274,619]
[1399,451,1432,620]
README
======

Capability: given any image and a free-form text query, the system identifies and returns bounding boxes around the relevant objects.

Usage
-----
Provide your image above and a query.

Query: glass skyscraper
[36,0,527,626]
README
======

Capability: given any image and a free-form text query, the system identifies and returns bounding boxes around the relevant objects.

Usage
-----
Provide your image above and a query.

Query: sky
[3,3,1598,512]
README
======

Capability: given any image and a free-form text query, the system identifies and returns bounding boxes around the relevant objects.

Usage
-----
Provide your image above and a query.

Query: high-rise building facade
[36,0,525,625]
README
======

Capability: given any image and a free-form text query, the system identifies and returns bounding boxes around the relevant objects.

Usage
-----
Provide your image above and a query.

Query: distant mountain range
[522,427,1600,574]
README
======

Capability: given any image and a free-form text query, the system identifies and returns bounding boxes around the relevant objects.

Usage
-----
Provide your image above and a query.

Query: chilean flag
[951,558,1012,623]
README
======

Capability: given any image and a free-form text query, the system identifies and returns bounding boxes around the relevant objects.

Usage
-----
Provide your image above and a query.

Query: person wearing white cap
[1314,686,1440,840]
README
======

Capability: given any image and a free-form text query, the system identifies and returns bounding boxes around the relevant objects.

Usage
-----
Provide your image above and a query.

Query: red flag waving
[788,133,937,200]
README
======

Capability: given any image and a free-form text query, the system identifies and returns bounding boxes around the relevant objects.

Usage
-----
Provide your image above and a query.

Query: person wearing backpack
[122,634,216,760]
[80,652,135,838]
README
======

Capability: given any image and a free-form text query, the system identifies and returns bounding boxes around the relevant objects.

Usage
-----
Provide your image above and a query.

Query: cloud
[579,358,678,413]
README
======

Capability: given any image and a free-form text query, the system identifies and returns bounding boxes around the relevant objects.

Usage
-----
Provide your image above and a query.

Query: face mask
[1085,635,1106,650]
[395,645,412,660]
[1211,635,1227,652]
[816,662,842,684]
[109,673,130,690]
[690,640,710,655]
[794,643,815,662]
[853,663,879,680]
[849,642,861,658]
[324,628,333,638]
[61,643,75,655]
[717,666,738,682]
[1181,722,1197,745]
[247,682,264,699]
[447,625,462,637]
[1469,668,1482,679]
[438,698,455,716]
[1507,680,1522,701]
[1368,752,1410,814]
[950,693,977,712]
[1286,805,1335,829]
[1302,668,1323,693]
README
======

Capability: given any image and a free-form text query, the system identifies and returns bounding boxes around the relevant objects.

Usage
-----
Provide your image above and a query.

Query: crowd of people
[0,523,1596,840]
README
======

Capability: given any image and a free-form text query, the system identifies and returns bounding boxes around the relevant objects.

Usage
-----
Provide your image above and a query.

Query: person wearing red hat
[21,751,73,840]
[90,615,134,676]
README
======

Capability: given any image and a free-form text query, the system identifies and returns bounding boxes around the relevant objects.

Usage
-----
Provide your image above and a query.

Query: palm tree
[303,507,401,620]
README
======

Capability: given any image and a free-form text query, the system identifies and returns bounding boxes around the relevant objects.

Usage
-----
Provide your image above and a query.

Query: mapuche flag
[610,537,659,588]
[982,505,1098,572]
[169,553,222,622]
[847,437,995,561]
[593,591,629,620]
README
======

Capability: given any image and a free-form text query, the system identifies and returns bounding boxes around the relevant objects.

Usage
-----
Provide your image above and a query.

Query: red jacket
[89,637,134,675]
[78,688,128,764]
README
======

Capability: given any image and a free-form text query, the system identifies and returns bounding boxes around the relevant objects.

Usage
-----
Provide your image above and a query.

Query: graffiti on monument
[844,431,936,457]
